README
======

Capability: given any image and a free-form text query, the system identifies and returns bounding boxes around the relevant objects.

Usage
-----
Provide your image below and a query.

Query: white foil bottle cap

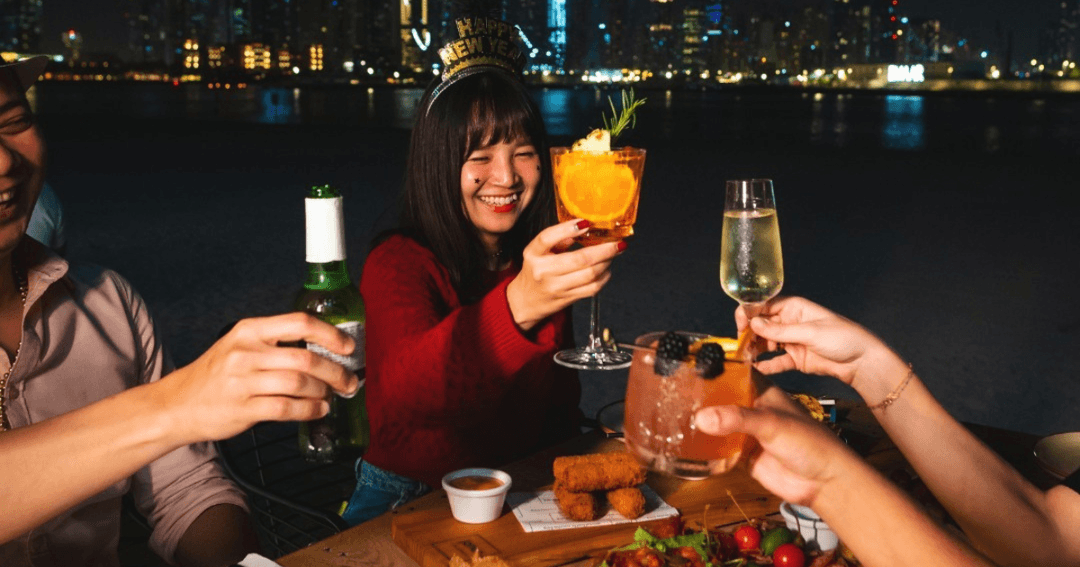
[305,196,346,263]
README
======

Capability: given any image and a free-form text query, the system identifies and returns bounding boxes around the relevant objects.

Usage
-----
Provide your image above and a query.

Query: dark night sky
[40,0,1061,63]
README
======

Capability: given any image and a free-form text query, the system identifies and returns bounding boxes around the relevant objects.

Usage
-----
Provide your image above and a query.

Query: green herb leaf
[602,88,646,141]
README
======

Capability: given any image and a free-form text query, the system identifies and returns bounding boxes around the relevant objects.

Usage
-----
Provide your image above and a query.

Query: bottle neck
[305,195,346,264]
[304,260,351,290]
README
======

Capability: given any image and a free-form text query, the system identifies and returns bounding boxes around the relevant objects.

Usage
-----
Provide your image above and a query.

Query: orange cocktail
[623,331,755,479]
[551,147,645,246]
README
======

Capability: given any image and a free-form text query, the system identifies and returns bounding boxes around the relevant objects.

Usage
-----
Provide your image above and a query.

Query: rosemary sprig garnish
[602,88,646,141]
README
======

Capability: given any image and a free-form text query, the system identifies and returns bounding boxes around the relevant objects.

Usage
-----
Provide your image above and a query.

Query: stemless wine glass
[720,179,783,318]
[550,146,646,370]
[623,331,756,479]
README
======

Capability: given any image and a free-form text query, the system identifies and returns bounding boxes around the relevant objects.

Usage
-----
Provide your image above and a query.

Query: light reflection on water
[537,87,573,136]
[881,95,926,151]
[31,82,1080,156]
[260,88,292,124]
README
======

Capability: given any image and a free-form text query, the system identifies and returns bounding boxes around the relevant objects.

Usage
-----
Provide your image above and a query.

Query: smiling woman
[339,2,629,527]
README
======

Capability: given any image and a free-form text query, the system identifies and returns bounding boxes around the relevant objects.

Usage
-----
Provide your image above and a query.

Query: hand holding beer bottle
[295,184,368,463]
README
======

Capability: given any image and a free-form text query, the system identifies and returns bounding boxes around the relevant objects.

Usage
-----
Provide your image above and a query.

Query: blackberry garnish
[654,331,689,376]
[695,343,726,379]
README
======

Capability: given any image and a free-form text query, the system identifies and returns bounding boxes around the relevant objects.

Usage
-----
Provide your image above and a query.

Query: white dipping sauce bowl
[779,501,838,551]
[441,468,512,524]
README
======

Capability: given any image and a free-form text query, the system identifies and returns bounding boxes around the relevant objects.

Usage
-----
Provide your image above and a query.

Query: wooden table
[276,403,1052,567]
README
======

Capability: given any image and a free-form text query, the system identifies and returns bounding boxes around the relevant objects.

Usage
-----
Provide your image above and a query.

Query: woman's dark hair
[397,70,554,299]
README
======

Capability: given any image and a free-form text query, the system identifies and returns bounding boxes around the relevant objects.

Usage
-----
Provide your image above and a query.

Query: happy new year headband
[427,3,528,112]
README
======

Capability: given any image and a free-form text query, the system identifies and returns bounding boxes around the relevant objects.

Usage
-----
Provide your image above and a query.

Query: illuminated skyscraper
[790,4,828,69]
[356,0,396,73]
[907,18,941,62]
[224,0,255,43]
[166,0,218,69]
[643,0,678,72]
[398,0,431,72]
[506,0,558,70]
[0,0,43,52]
[121,0,169,64]
[874,0,907,63]
[831,0,873,66]
[679,2,709,71]
[1051,0,1080,65]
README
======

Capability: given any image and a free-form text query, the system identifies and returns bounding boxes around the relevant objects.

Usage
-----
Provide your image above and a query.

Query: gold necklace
[0,265,28,431]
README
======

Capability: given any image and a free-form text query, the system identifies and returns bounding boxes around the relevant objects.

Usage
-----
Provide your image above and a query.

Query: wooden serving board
[391,448,781,567]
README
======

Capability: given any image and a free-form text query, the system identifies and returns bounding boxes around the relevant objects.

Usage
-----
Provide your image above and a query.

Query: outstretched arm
[0,313,358,544]
[738,296,1080,566]
[697,386,996,567]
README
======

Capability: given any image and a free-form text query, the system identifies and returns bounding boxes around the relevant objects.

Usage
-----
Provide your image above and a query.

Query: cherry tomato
[772,543,806,567]
[734,525,761,551]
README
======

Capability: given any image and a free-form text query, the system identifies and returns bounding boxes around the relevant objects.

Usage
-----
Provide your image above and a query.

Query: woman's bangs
[465,92,532,154]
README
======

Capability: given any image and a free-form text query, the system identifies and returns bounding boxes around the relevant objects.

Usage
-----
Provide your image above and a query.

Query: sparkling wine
[720,208,783,304]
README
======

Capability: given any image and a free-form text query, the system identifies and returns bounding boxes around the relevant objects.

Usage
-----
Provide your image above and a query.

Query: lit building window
[243,43,272,71]
[208,47,224,69]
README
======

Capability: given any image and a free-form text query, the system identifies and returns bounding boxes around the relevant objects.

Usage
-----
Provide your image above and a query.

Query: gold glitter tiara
[429,16,527,106]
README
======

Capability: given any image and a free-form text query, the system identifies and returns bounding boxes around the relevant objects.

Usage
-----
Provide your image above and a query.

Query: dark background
[32,82,1080,439]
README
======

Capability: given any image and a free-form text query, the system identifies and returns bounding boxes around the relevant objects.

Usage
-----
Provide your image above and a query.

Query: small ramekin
[441,468,512,524]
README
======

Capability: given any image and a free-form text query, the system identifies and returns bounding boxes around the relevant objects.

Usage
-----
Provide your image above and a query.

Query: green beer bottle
[295,184,368,463]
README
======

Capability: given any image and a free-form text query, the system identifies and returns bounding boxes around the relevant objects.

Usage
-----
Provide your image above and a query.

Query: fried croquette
[605,487,645,519]
[553,481,598,521]
[552,452,646,492]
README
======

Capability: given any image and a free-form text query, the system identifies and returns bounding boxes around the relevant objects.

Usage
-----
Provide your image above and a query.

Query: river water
[31,82,1080,436]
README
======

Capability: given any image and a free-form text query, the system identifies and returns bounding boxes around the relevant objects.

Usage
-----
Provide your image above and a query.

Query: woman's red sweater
[360,235,581,488]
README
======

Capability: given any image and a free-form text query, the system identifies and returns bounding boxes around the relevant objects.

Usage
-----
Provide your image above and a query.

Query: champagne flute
[720,179,783,321]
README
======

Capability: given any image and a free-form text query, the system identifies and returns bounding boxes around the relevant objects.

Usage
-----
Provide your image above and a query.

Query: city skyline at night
[4,0,1080,85]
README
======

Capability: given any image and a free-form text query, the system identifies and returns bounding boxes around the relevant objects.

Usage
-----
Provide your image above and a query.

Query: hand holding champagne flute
[720,179,784,320]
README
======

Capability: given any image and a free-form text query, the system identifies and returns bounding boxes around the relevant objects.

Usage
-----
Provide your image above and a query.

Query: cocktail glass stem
[741,301,766,320]
[553,292,632,370]
[587,295,603,350]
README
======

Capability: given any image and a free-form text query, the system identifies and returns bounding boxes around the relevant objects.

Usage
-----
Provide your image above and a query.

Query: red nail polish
[617,241,628,252]
[576,220,591,230]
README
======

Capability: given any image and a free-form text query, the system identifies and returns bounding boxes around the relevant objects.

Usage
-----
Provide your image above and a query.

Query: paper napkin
[507,484,678,533]
[235,553,285,567]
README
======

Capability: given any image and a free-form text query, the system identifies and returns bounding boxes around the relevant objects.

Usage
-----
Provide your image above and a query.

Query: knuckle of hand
[223,349,246,370]
[288,348,316,371]
[267,397,292,419]
[574,252,592,270]
[232,319,255,339]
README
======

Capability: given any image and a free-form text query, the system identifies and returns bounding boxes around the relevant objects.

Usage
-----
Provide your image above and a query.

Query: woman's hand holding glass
[735,296,904,393]
[506,219,624,332]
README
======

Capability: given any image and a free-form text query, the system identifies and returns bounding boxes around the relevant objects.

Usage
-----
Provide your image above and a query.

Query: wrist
[850,347,910,406]
[506,277,540,332]
[809,441,875,520]
[141,375,196,448]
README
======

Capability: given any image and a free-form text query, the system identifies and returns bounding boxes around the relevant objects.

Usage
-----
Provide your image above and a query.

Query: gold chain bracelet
[867,363,915,411]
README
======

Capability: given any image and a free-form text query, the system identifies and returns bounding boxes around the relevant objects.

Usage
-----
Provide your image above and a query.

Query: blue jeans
[341,459,431,526]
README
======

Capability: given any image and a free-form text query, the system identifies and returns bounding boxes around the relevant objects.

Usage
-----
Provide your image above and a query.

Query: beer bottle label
[307,320,365,379]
